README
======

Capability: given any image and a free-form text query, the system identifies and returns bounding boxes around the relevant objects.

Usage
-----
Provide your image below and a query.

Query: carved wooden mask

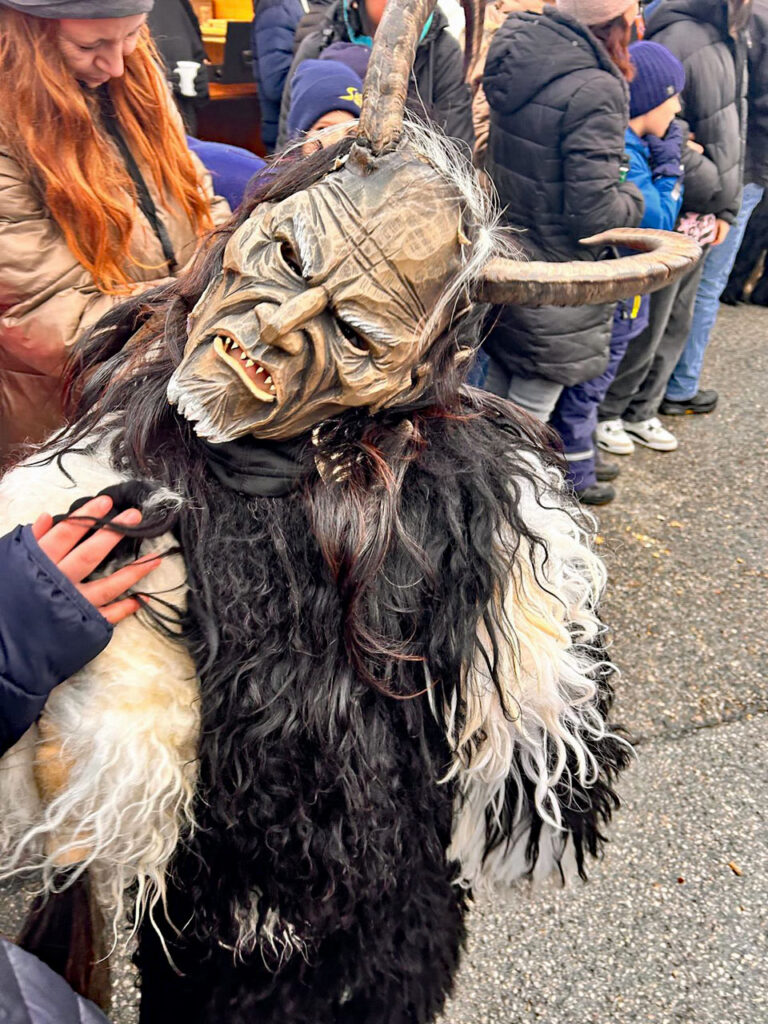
[168,151,466,443]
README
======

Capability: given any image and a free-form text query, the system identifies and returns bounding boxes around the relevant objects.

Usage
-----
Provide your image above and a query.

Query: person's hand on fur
[30,495,162,624]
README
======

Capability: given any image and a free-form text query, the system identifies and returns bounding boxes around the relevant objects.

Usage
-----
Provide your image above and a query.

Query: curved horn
[475,228,702,307]
[357,0,482,155]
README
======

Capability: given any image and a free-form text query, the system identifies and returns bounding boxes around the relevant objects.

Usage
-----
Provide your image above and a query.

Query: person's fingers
[55,506,142,583]
[31,513,54,541]
[78,554,162,608]
[36,495,114,565]
[99,596,144,625]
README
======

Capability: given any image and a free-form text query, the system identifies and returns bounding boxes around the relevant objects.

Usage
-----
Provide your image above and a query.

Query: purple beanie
[321,41,370,80]
[287,59,363,139]
[628,41,685,118]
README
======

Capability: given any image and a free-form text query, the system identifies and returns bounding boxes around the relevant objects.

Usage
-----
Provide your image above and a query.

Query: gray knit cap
[0,0,154,17]
[556,0,631,25]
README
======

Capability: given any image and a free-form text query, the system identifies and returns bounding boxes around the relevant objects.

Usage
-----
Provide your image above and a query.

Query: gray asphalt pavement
[1,303,766,1023]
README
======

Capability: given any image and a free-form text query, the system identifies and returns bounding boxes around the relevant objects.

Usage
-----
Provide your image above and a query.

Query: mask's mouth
[212,334,277,403]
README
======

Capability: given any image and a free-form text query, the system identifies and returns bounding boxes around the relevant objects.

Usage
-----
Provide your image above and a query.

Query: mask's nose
[258,287,328,354]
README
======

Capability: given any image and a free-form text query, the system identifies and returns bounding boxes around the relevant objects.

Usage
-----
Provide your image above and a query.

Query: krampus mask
[0,1,700,1022]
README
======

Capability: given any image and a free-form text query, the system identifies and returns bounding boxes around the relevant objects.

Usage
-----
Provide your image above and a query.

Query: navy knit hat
[628,41,685,119]
[321,42,370,80]
[287,59,364,139]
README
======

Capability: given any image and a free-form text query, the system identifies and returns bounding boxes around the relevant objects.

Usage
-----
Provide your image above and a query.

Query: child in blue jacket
[550,41,686,504]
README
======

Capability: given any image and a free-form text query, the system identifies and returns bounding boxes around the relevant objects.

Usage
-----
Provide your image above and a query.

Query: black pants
[725,194,768,300]
[598,258,706,424]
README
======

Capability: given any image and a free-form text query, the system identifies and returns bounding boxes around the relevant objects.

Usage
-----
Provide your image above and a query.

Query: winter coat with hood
[481,6,644,388]
[0,83,230,464]
[746,0,768,187]
[275,0,474,150]
[644,0,749,222]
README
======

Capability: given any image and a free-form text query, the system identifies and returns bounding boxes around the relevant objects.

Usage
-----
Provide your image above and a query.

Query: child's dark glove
[646,120,684,181]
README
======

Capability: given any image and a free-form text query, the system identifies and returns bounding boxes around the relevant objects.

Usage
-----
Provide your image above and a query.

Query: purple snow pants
[550,297,649,490]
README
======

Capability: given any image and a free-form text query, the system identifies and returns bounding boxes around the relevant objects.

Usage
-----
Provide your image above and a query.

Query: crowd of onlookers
[0,2,765,1015]
[254,0,767,505]
[0,0,766,508]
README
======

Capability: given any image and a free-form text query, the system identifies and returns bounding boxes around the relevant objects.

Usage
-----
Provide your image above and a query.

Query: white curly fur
[0,445,199,939]
[444,452,624,887]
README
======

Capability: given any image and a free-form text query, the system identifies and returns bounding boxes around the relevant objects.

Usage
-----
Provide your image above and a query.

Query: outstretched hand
[31,495,162,625]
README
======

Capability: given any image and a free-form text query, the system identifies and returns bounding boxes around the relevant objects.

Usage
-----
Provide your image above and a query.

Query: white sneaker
[623,417,678,451]
[595,418,636,455]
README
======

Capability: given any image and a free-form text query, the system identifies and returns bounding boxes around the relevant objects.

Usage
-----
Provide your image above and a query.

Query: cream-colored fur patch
[446,453,623,887]
[0,445,200,935]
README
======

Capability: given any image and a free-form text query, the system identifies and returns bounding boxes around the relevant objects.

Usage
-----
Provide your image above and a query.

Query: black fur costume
[12,142,630,1024]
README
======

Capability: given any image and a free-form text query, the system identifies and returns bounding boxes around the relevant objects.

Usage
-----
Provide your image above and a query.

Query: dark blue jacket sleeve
[0,525,112,756]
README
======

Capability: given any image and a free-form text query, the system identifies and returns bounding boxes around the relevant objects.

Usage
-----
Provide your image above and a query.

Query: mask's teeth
[245,359,254,367]
[264,375,272,384]
[269,384,276,394]
[240,351,248,361]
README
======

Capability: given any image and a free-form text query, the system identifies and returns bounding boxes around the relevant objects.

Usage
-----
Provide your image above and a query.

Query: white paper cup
[174,61,201,98]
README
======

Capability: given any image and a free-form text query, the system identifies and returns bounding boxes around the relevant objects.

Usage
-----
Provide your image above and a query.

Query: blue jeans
[665,183,765,401]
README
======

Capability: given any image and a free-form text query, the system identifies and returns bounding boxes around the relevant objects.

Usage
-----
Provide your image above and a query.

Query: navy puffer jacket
[0,525,112,757]
[0,939,109,1023]
[481,6,643,387]
[644,0,749,222]
[251,0,321,152]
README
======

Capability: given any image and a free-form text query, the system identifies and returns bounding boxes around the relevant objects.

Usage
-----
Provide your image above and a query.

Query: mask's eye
[279,240,303,277]
[337,318,371,353]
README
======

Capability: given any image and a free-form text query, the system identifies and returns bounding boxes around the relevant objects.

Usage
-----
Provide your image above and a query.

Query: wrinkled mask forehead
[168,151,468,444]
[240,154,465,336]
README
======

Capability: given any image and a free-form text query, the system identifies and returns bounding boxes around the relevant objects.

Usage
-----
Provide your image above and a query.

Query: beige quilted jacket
[0,88,230,463]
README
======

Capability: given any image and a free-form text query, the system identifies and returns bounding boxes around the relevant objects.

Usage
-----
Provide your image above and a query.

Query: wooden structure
[190,0,266,156]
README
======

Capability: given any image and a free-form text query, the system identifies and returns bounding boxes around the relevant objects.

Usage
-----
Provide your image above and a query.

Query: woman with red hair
[0,0,229,464]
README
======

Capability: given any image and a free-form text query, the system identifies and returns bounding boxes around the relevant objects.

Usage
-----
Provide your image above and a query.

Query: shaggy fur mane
[11,131,632,1023]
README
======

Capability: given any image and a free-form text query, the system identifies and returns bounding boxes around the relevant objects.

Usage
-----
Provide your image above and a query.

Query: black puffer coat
[481,6,643,388]
[645,0,749,222]
[746,0,768,187]
[276,2,474,150]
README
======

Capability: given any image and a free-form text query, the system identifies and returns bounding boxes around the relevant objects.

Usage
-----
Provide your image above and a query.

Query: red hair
[590,14,635,81]
[0,9,214,294]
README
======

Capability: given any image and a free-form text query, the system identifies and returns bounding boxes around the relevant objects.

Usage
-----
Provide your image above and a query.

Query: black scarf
[199,434,313,498]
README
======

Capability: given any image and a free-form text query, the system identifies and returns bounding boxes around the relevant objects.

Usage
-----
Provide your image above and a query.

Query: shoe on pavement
[623,417,678,451]
[595,451,620,481]
[595,418,635,455]
[750,279,768,306]
[658,389,718,415]
[576,482,616,505]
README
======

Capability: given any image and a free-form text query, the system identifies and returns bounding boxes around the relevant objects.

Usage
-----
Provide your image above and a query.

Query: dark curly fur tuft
[26,143,631,1024]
